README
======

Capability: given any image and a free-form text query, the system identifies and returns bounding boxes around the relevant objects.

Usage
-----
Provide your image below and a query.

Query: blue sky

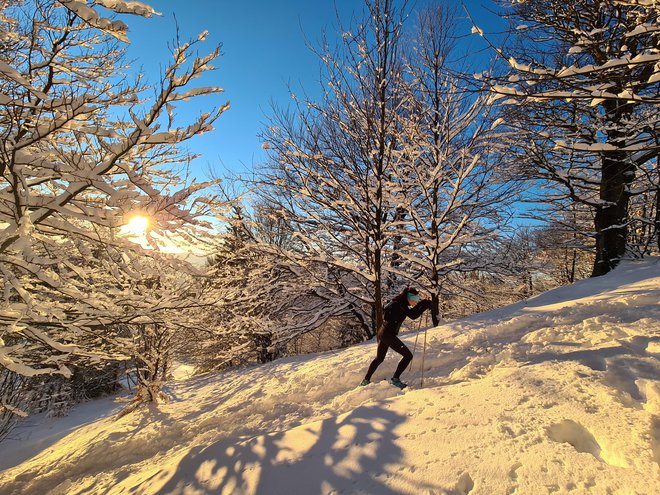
[125,1,503,180]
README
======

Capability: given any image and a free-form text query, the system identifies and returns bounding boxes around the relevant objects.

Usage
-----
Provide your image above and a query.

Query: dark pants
[364,333,413,381]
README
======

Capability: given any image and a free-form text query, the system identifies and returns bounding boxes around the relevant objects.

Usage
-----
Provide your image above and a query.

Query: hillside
[1,259,659,495]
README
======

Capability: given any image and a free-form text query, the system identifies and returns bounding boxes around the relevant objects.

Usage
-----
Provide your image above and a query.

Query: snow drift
[1,258,659,494]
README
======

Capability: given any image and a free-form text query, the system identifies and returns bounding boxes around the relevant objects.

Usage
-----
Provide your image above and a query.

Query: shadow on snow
[148,404,440,495]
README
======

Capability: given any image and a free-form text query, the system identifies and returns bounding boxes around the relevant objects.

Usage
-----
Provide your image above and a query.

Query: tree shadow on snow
[149,404,441,495]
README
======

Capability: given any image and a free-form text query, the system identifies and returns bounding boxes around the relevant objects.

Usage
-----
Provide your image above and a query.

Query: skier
[360,287,432,389]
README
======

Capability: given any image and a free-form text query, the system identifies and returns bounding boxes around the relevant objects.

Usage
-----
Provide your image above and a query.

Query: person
[360,287,432,389]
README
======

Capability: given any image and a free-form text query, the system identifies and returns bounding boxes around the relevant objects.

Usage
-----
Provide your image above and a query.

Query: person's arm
[383,302,394,323]
[407,299,431,320]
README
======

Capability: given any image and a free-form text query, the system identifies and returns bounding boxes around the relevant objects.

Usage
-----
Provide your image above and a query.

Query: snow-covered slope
[1,259,659,495]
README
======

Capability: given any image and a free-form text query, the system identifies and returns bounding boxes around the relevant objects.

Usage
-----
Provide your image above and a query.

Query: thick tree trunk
[592,151,634,277]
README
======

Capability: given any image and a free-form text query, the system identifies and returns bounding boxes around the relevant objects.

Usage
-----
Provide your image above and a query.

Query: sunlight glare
[123,215,149,236]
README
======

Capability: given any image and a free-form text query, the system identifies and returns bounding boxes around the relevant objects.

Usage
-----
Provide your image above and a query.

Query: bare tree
[259,0,410,337]
[395,4,519,325]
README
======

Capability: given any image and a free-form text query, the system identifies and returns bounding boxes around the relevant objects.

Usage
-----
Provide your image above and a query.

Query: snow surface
[1,259,659,495]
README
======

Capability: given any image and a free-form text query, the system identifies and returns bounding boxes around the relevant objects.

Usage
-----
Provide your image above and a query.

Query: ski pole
[420,322,428,388]
[411,315,423,372]
[420,310,430,388]
[412,315,422,354]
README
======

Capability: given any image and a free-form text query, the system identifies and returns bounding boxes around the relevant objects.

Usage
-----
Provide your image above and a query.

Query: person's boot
[390,377,407,389]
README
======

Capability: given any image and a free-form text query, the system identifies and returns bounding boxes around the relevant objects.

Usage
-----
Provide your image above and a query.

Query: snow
[649,63,660,84]
[1,258,659,494]
[58,0,130,42]
[58,0,159,43]
[95,0,159,18]
[0,61,48,100]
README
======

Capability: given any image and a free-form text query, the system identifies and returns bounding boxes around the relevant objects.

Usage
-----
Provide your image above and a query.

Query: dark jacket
[379,298,431,338]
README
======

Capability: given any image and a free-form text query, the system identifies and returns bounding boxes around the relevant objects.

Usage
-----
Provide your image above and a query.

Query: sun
[123,215,150,236]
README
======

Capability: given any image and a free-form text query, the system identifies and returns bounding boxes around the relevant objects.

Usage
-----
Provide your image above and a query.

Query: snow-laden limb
[648,61,660,83]
[0,61,48,100]
[615,0,659,7]
[58,0,159,42]
[0,401,28,419]
[171,86,225,102]
[0,345,71,378]
[58,0,130,42]
[95,0,159,17]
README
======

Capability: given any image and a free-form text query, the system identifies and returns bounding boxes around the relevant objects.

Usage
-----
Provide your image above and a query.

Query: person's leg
[364,338,389,381]
[389,335,413,379]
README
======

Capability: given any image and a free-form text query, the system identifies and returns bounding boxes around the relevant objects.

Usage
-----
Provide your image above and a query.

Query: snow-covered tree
[192,194,370,371]
[533,210,595,285]
[0,0,227,417]
[395,4,519,325]
[478,0,660,275]
[260,0,410,337]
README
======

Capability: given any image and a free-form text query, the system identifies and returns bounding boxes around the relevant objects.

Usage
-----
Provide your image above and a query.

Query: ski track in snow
[0,259,659,495]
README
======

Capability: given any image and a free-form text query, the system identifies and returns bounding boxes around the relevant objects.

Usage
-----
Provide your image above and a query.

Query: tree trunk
[430,270,440,326]
[592,151,634,277]
[430,294,440,326]
[373,248,384,336]
[387,206,407,291]
[569,247,577,284]
[656,158,660,252]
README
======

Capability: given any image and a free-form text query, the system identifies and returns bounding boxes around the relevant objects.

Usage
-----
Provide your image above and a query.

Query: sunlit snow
[1,259,658,494]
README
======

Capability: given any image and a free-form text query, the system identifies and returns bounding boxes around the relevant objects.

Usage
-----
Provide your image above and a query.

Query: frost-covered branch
[0,0,228,410]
